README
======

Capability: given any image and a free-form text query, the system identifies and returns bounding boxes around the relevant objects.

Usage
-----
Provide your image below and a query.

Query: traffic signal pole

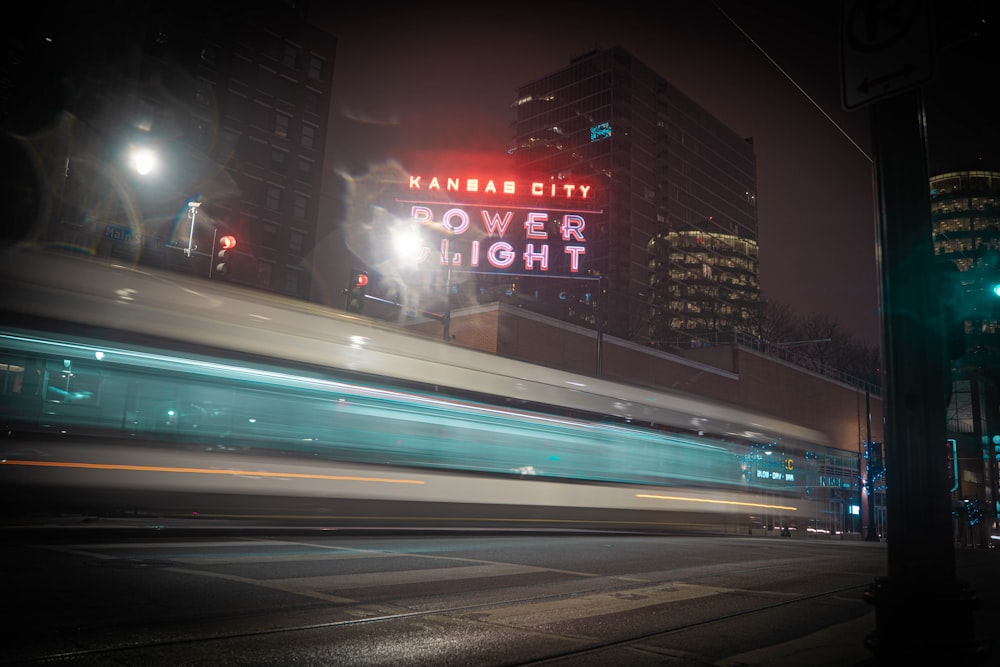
[346,270,369,313]
[209,228,217,278]
[864,88,986,664]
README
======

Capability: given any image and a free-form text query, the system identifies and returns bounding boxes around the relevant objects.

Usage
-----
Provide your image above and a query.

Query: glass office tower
[512,46,760,347]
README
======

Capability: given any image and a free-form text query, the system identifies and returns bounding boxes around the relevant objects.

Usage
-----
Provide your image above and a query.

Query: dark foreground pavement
[3,518,997,667]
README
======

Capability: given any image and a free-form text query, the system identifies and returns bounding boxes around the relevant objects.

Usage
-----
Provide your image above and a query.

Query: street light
[393,228,426,264]
[185,201,201,256]
[130,145,157,176]
[393,226,454,341]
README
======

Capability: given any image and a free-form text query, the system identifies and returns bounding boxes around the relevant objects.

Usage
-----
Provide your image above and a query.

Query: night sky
[317,2,998,347]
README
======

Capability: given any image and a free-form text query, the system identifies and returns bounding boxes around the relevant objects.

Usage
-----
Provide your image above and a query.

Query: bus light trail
[636,493,798,512]
[0,459,426,485]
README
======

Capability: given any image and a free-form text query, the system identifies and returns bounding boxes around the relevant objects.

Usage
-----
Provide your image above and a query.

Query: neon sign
[400,175,598,276]
[408,176,591,199]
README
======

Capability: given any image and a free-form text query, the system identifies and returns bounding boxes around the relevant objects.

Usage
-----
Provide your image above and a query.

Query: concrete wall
[434,303,884,455]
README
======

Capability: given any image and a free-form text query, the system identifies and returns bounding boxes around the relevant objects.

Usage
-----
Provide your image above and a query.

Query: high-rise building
[932,170,1000,348]
[930,169,1000,518]
[511,46,760,347]
[1,2,335,299]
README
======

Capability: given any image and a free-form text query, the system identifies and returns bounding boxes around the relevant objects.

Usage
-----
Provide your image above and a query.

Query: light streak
[636,493,798,511]
[0,460,425,485]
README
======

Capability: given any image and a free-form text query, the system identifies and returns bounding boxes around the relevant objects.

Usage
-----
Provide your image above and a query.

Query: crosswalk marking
[459,582,734,626]
[268,562,548,592]
[45,539,738,626]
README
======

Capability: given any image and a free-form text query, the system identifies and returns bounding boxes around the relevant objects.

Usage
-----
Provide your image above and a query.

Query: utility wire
[711,1,873,164]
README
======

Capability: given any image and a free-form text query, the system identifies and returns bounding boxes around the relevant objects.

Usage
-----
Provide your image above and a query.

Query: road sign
[841,0,934,110]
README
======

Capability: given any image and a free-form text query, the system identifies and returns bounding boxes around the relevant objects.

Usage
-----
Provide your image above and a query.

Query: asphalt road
[7,523,996,666]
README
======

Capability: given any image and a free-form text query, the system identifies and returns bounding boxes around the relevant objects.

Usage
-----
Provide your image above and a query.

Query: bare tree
[757,299,880,388]
[756,298,800,348]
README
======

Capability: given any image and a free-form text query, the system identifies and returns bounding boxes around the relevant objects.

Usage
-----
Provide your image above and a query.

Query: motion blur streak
[0,248,844,532]
[0,459,425,485]
[636,493,798,511]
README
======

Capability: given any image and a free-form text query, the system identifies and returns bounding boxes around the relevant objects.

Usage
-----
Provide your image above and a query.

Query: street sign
[841,0,934,110]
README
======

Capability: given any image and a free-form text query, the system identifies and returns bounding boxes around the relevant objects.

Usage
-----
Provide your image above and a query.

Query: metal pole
[208,227,217,279]
[865,387,878,541]
[443,258,452,341]
[185,202,200,256]
[441,239,452,342]
[863,88,985,663]
[595,275,603,377]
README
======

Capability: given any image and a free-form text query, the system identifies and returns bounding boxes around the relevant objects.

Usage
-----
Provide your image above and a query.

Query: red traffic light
[219,235,237,250]
[346,270,369,313]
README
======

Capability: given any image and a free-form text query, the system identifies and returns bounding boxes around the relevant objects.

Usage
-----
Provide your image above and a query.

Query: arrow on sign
[856,63,919,94]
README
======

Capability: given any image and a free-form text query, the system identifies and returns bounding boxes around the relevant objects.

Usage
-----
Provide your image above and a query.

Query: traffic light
[975,251,1000,308]
[985,271,1000,303]
[939,257,1000,362]
[346,270,368,313]
[215,234,237,276]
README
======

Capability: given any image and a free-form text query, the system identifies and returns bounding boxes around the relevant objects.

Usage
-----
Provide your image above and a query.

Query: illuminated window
[274,113,289,139]
[44,361,100,405]
[0,358,31,396]
[590,122,612,141]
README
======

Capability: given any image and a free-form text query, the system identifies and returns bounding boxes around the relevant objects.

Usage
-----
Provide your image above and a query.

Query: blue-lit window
[44,360,100,405]
[590,122,612,142]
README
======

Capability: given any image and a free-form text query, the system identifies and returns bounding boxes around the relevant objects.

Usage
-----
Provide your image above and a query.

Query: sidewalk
[729,545,999,667]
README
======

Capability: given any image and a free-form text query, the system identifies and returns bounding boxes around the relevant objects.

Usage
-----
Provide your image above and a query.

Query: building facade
[401,300,883,537]
[510,46,761,347]
[930,169,1000,536]
[2,1,335,300]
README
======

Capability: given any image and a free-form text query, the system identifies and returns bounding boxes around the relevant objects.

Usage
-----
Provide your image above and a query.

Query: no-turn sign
[841,0,934,110]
